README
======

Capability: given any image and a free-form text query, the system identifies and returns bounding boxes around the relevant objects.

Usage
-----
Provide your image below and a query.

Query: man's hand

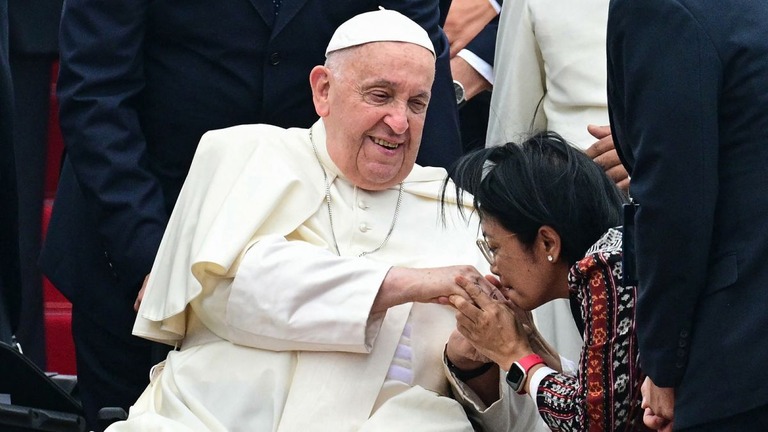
[641,377,675,431]
[444,0,498,58]
[584,124,630,192]
[134,274,150,312]
[446,329,492,370]
[373,265,488,312]
[451,56,492,102]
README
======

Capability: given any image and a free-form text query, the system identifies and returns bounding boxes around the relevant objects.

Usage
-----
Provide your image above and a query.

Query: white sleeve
[223,234,392,353]
[487,0,546,147]
[487,0,502,13]
[444,360,549,432]
[457,49,494,85]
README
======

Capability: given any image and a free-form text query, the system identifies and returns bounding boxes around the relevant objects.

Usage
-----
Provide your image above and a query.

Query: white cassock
[106,120,541,431]
[485,0,612,364]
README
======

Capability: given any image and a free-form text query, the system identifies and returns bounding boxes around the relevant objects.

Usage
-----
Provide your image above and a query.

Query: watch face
[453,81,466,105]
[506,363,525,392]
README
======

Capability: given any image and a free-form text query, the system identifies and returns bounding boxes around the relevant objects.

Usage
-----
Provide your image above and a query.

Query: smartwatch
[505,353,545,395]
[453,80,467,108]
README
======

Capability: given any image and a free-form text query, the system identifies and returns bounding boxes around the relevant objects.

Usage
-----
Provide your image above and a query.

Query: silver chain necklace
[309,129,403,257]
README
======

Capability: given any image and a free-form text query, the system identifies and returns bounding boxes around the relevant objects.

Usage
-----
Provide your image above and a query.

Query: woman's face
[480,217,567,311]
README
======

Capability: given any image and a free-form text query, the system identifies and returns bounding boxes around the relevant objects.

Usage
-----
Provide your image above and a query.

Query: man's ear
[537,225,562,263]
[309,65,332,117]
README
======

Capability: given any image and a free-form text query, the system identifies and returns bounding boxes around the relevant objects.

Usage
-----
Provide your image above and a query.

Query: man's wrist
[445,349,494,381]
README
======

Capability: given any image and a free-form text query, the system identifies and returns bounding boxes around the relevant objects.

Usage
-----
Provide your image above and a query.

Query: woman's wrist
[501,347,535,371]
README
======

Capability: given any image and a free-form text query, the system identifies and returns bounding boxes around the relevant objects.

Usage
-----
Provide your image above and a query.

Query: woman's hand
[449,275,532,369]
[505,298,563,372]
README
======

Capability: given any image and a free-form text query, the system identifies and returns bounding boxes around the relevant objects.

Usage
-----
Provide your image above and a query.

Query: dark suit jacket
[8,0,62,55]
[0,0,22,334]
[41,0,461,339]
[463,1,499,67]
[607,0,768,427]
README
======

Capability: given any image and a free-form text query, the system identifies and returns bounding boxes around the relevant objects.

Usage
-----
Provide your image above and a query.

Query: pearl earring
[547,255,554,262]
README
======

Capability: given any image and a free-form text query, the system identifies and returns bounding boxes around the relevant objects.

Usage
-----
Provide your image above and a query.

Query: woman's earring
[547,255,554,263]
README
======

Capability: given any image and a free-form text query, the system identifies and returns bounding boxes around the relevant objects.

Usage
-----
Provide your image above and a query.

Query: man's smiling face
[311,41,435,191]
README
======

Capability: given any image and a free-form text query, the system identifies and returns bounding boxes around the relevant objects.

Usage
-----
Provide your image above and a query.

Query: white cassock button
[359,223,370,232]
[358,200,369,210]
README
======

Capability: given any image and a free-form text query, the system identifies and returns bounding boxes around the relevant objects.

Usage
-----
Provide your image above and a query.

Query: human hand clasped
[448,275,532,368]
[641,377,675,431]
[374,265,491,312]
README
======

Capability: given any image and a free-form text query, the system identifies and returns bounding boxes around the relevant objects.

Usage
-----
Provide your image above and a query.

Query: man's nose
[384,102,409,135]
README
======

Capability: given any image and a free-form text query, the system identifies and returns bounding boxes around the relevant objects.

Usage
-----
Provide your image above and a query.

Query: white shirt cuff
[457,49,494,85]
[487,0,502,13]
[528,366,557,410]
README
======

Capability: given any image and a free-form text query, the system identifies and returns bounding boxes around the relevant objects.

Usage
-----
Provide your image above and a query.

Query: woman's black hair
[443,131,626,264]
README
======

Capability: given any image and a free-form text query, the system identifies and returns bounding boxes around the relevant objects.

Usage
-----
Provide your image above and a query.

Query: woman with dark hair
[442,132,648,431]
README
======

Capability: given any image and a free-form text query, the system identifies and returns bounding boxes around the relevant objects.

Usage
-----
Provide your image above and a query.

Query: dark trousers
[9,53,52,369]
[72,306,171,431]
[676,403,768,431]
[458,91,491,154]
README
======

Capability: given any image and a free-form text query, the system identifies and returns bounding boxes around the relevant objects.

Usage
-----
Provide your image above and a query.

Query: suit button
[676,360,686,368]
[677,348,686,358]
[269,52,281,65]
[678,339,687,348]
[680,330,689,338]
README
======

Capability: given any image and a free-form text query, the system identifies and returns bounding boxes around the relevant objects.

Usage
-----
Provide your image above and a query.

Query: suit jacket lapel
[246,0,275,28]
[272,0,310,38]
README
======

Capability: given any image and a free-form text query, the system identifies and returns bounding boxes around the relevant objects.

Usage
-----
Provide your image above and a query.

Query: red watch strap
[517,353,545,374]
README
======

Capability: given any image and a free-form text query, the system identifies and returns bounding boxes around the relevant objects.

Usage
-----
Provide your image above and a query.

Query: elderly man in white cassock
[105,9,541,432]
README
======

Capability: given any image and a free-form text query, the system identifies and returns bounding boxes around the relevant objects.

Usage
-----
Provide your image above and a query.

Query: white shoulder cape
[134,120,458,345]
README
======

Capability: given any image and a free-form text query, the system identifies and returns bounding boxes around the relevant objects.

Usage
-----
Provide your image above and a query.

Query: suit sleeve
[57,0,167,286]
[385,0,462,169]
[463,16,499,67]
[606,0,721,386]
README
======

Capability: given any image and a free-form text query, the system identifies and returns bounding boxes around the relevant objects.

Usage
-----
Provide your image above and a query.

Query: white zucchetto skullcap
[325,7,435,58]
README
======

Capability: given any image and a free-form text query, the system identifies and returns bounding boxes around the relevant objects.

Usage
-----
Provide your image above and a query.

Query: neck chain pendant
[309,128,403,257]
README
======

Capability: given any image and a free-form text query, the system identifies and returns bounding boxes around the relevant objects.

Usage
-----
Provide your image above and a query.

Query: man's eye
[409,100,427,113]
[365,92,390,103]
